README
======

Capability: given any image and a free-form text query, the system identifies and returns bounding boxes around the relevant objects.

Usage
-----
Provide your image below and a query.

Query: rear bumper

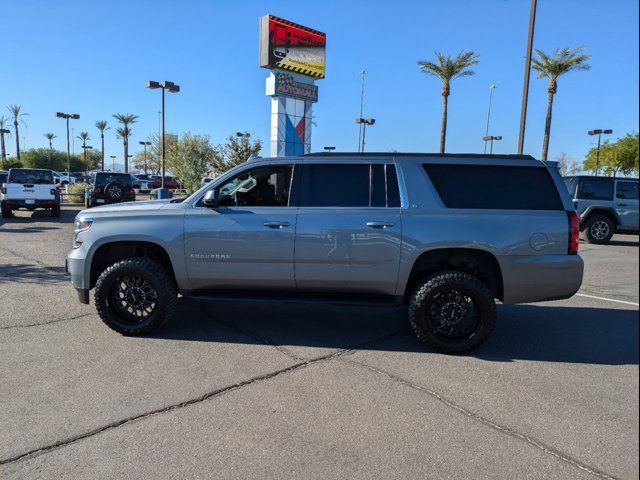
[2,198,58,208]
[500,254,584,304]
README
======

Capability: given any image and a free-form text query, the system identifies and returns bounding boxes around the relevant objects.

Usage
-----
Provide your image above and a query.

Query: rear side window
[616,181,638,200]
[564,177,577,197]
[299,163,400,207]
[8,169,54,184]
[577,177,613,201]
[423,164,564,210]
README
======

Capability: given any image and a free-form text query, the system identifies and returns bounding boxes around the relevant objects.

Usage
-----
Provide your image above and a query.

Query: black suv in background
[85,172,135,208]
[564,175,639,243]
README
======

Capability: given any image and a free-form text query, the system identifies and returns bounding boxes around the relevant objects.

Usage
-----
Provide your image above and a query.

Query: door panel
[615,181,639,230]
[184,206,296,290]
[294,207,402,294]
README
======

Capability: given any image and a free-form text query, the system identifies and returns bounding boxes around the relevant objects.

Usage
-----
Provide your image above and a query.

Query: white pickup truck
[0,168,61,218]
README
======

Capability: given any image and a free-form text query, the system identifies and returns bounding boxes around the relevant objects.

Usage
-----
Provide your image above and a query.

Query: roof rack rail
[303,152,536,160]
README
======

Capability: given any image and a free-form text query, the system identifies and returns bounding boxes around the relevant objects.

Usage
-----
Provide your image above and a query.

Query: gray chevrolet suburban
[67,153,583,353]
[563,175,639,244]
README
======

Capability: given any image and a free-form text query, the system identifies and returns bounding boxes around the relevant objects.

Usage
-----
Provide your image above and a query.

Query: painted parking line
[576,293,639,307]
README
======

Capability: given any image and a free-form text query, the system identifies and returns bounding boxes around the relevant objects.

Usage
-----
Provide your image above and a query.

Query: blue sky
[1,0,638,164]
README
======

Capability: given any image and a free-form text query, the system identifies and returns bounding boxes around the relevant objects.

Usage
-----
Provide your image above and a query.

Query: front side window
[214,165,293,207]
[578,177,614,201]
[616,181,639,200]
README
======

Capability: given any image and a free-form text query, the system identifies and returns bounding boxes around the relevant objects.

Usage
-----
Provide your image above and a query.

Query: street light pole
[483,135,502,154]
[56,112,80,189]
[483,85,496,154]
[355,118,375,153]
[139,141,151,174]
[147,80,180,193]
[357,70,367,153]
[588,129,613,176]
[81,144,93,175]
[110,155,116,172]
[517,0,537,154]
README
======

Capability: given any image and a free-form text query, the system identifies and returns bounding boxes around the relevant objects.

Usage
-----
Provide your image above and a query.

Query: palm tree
[44,133,57,149]
[95,120,109,171]
[418,51,479,153]
[113,113,139,172]
[77,132,91,175]
[532,47,591,161]
[0,115,11,165]
[7,105,28,160]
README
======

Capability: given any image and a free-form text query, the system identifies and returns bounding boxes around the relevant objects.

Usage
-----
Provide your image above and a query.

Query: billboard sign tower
[259,15,326,157]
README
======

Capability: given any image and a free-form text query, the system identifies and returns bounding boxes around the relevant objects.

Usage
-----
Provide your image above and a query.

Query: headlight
[73,218,93,248]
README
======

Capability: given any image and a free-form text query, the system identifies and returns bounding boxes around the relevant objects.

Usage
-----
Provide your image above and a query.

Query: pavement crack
[0,328,404,466]
[0,313,92,330]
[345,358,620,480]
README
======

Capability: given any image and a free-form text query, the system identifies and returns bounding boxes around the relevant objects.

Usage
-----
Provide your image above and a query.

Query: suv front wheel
[408,271,496,354]
[94,257,177,335]
[583,214,614,244]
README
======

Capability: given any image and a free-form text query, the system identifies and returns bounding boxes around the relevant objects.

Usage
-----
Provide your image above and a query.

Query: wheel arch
[581,207,620,228]
[403,248,503,303]
[89,240,177,289]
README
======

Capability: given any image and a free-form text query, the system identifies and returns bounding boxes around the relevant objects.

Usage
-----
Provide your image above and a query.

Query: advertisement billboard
[259,15,326,79]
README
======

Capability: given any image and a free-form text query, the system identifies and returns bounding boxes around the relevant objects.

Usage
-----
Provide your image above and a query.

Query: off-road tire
[1,204,11,218]
[104,182,123,202]
[51,203,61,217]
[94,257,177,336]
[583,214,614,244]
[408,270,496,354]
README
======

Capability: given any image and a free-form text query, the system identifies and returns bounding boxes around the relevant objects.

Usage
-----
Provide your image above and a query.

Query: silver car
[67,153,583,353]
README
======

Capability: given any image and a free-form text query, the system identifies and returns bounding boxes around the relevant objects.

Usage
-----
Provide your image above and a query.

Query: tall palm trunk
[439,82,450,154]
[541,82,556,162]
[13,120,20,160]
[1,132,7,164]
[125,139,129,173]
[48,139,53,149]
[100,133,105,171]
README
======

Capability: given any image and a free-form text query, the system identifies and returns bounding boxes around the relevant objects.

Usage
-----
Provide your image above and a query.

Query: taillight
[50,189,57,195]
[93,188,100,195]
[567,211,580,255]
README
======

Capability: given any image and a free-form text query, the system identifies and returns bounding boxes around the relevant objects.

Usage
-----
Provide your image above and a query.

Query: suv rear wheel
[583,214,614,244]
[94,257,177,335]
[408,270,496,354]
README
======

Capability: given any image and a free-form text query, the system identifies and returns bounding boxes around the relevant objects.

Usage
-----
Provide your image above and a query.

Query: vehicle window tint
[371,164,386,207]
[563,177,577,197]
[423,164,564,210]
[577,177,613,201]
[616,181,639,200]
[386,165,401,207]
[214,165,293,207]
[8,169,54,184]
[95,173,132,187]
[0,173,7,184]
[300,164,370,207]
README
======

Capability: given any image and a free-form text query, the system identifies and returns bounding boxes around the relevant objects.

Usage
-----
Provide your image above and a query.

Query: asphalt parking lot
[1,207,638,479]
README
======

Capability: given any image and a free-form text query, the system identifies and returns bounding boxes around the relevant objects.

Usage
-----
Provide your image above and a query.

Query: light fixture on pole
[55,112,80,187]
[81,144,93,175]
[355,117,375,153]
[147,80,180,195]
[588,129,613,176]
[139,141,151,174]
[235,131,250,139]
[483,135,502,154]
[324,146,336,152]
[483,84,497,154]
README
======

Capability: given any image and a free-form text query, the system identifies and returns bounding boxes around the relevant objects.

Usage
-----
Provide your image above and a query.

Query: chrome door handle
[263,221,291,229]
[366,221,394,229]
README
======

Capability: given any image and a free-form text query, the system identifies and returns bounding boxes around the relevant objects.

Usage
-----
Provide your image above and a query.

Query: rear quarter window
[577,177,614,201]
[423,164,564,210]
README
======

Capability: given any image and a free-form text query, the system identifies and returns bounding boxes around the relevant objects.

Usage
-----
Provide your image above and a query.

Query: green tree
[44,133,57,149]
[166,132,218,192]
[418,51,479,153]
[216,134,262,172]
[113,113,139,173]
[0,115,11,166]
[7,104,28,161]
[532,47,591,161]
[583,133,639,177]
[95,120,109,171]
[21,148,85,171]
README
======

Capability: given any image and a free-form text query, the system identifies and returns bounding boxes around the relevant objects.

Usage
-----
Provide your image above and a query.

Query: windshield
[94,173,132,187]
[8,169,54,184]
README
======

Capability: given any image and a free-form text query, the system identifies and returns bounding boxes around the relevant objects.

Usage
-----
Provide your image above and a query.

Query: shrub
[66,182,89,204]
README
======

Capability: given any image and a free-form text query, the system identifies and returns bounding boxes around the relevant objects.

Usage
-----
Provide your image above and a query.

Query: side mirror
[202,189,218,207]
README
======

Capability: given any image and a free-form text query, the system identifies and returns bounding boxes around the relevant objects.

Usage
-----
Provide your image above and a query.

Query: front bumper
[66,253,90,304]
[500,254,584,304]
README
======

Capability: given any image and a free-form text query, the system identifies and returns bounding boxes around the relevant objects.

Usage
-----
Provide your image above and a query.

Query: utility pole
[483,85,496,154]
[517,0,537,154]
[358,70,367,152]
